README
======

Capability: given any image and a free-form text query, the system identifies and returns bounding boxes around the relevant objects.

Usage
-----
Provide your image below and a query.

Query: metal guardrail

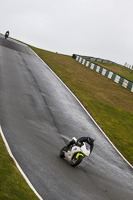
[72,54,133,93]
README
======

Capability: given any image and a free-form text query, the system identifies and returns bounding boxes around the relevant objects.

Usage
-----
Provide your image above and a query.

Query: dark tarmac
[0,34,132,200]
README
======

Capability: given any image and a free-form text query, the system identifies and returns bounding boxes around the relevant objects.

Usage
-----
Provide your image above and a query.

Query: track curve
[0,34,133,200]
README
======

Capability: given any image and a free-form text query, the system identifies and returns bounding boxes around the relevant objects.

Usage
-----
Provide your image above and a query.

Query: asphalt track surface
[0,34,133,200]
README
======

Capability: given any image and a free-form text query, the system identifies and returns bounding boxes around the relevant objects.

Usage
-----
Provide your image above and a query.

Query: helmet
[88,134,95,144]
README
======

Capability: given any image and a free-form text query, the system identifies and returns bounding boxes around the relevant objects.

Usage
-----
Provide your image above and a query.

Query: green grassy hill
[30,45,133,166]
[87,60,133,82]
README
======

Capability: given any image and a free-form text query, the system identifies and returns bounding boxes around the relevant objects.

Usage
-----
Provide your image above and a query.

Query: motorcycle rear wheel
[59,147,66,158]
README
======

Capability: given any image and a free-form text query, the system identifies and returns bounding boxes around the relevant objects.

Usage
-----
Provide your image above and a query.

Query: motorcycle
[5,32,9,39]
[59,137,90,167]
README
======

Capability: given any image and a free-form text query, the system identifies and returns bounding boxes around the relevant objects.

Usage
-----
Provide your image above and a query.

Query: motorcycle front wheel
[71,155,83,167]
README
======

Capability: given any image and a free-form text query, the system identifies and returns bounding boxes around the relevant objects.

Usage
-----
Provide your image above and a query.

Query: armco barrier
[81,55,123,67]
[72,55,133,93]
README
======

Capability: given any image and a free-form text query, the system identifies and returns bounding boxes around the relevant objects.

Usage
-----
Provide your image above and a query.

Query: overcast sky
[1,0,133,65]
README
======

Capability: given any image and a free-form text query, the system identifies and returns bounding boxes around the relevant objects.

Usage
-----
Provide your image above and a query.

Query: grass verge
[30,46,133,166]
[86,60,133,82]
[0,135,39,200]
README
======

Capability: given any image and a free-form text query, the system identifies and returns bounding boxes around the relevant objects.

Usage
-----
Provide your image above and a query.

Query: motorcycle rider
[5,30,10,39]
[65,134,95,154]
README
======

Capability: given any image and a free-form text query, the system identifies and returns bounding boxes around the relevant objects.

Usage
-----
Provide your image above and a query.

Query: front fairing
[80,144,90,156]
[64,143,90,161]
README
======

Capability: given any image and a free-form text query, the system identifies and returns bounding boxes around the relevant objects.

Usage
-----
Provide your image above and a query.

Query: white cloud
[0,0,133,65]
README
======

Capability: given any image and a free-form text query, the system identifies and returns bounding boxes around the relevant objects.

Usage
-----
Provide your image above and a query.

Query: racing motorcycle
[59,137,90,167]
[5,32,9,39]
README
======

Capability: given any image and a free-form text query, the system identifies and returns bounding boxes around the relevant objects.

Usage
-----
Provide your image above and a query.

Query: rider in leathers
[65,135,95,154]
[5,31,10,39]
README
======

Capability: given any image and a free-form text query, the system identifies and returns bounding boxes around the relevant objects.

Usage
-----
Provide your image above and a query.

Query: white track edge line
[29,47,133,169]
[0,125,43,200]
